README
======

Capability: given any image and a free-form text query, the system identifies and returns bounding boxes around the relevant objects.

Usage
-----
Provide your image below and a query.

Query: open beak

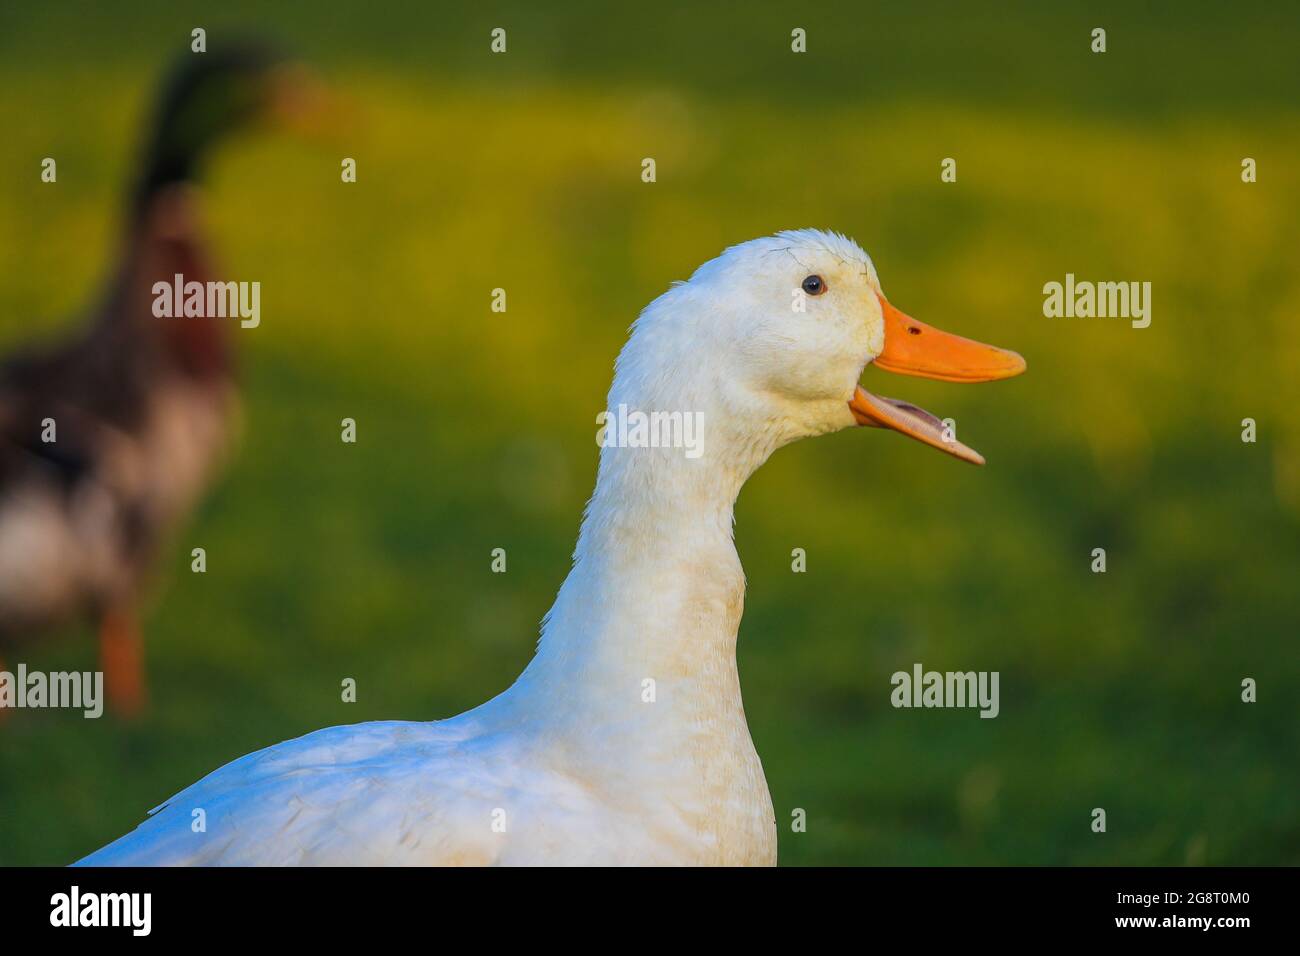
[849,293,1026,465]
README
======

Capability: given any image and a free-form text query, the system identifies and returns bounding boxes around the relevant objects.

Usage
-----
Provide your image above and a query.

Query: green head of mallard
[132,40,327,216]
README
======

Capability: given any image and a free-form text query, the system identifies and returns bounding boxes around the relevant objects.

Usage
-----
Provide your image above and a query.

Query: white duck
[76,229,1024,866]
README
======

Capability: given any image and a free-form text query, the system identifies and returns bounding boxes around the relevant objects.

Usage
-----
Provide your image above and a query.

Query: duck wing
[71,719,518,866]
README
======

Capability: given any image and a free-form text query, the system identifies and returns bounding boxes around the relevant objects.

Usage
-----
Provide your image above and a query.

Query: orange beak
[849,294,1026,465]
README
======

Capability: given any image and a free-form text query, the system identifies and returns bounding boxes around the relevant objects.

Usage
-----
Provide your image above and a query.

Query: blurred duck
[0,44,324,716]
[77,230,1025,863]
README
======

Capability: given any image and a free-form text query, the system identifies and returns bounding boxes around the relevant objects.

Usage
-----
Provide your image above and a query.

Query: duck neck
[510,423,774,736]
[104,189,233,380]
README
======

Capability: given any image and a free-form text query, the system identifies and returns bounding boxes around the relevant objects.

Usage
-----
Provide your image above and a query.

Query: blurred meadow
[0,0,1298,865]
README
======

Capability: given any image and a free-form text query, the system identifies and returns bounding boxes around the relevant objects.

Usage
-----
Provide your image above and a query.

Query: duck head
[131,40,331,217]
[619,230,1025,468]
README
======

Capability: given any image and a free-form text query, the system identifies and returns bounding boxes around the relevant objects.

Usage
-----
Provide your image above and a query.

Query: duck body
[77,706,773,866]
[78,229,1023,865]
[0,207,236,644]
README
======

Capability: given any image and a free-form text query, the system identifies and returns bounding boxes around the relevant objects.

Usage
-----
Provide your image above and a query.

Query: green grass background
[0,1,1297,865]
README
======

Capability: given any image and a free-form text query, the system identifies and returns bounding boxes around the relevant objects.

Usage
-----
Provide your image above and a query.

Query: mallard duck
[76,230,1024,863]
[0,43,322,716]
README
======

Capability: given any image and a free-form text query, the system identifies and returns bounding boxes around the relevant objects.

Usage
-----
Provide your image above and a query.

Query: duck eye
[801,275,826,296]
